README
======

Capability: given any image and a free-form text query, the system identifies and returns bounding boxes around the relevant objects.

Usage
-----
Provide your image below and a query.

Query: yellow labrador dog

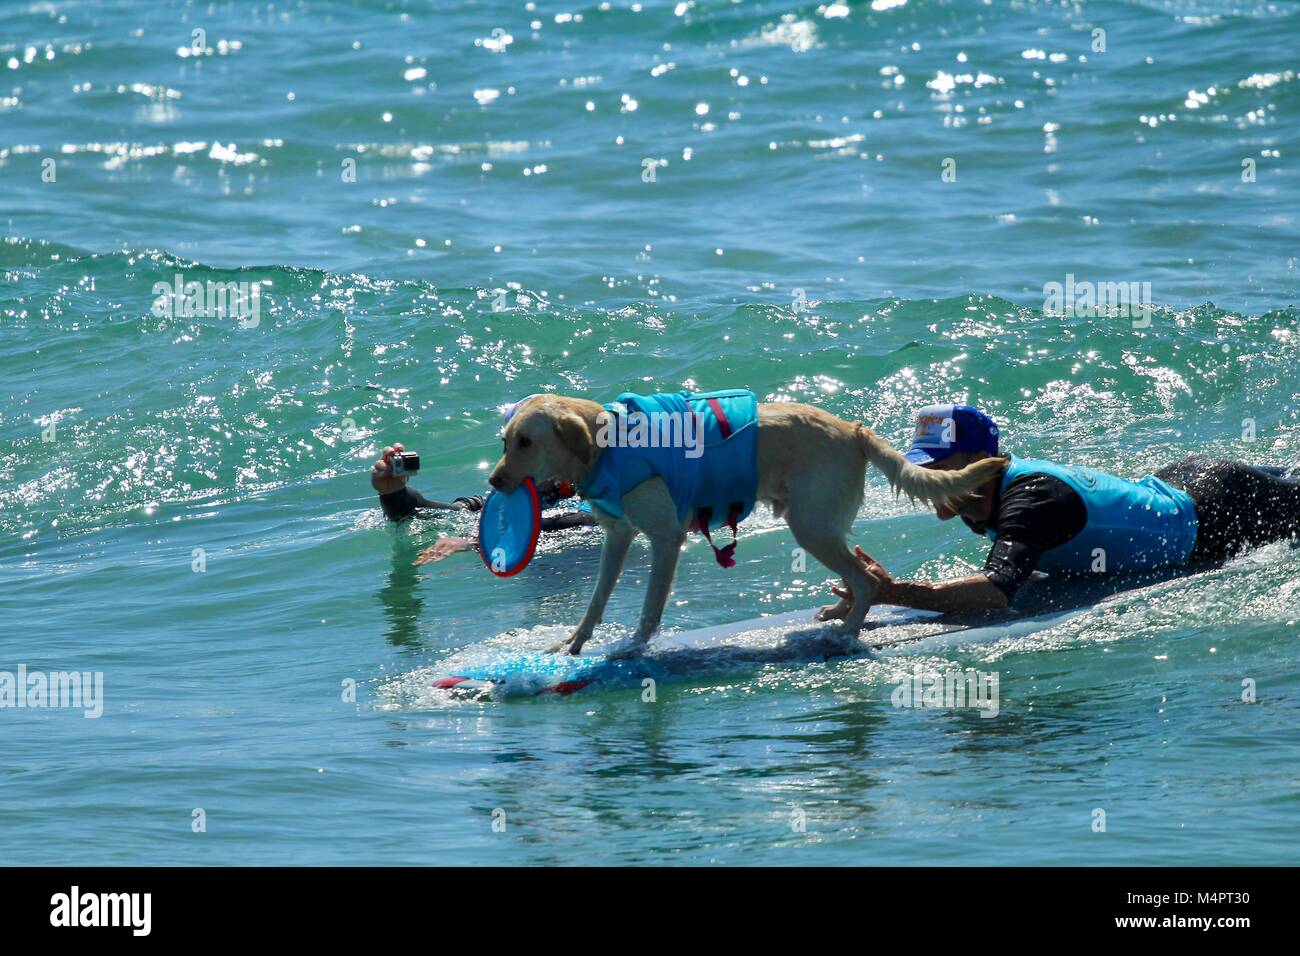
[489,395,1004,655]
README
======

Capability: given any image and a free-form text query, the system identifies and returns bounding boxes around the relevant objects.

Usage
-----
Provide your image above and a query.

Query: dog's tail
[855,424,1007,507]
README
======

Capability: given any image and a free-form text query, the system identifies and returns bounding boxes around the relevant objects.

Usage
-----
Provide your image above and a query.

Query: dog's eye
[517,436,532,449]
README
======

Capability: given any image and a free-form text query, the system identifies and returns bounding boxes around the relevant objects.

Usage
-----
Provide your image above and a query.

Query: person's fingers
[413,541,457,566]
[831,586,851,599]
[853,545,885,572]
[392,442,404,452]
[381,445,395,459]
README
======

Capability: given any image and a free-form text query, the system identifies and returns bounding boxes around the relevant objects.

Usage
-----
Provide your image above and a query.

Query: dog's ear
[554,412,593,465]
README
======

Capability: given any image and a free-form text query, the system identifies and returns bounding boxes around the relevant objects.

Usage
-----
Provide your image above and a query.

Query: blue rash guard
[577,389,760,566]
[983,455,1199,578]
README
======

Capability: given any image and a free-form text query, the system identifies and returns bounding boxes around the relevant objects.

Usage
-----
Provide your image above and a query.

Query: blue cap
[904,404,1000,465]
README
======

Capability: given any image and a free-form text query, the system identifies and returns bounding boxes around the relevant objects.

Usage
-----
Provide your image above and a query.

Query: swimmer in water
[370,396,598,565]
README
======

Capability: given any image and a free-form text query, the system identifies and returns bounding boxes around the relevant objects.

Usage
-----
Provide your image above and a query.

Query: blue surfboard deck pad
[428,605,1083,699]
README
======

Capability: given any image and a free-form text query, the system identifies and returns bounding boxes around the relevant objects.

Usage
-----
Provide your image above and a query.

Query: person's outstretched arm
[839,473,1083,613]
[409,508,594,566]
[831,546,1011,613]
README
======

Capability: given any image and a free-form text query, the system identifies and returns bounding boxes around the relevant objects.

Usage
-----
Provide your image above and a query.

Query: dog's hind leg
[784,497,877,635]
[799,532,878,634]
[551,517,636,654]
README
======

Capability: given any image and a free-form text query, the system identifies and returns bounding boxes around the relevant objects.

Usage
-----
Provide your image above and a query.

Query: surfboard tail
[855,424,1007,507]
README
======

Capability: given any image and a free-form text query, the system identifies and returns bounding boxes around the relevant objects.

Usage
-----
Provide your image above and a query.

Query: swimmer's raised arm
[371,443,474,521]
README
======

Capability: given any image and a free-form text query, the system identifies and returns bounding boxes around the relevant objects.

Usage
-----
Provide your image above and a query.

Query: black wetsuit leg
[542,510,596,532]
[1154,456,1300,562]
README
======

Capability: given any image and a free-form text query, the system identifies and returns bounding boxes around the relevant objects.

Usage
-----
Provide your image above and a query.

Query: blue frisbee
[479,477,542,577]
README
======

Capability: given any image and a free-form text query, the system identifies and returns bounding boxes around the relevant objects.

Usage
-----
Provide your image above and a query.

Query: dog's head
[489,396,596,493]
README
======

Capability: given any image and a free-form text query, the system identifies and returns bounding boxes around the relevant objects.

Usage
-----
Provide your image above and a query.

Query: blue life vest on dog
[985,455,1199,575]
[577,389,760,566]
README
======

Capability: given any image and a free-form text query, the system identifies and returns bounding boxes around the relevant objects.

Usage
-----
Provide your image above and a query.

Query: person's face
[924,450,996,522]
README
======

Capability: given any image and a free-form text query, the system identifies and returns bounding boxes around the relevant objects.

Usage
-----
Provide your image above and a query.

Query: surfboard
[430,603,1085,698]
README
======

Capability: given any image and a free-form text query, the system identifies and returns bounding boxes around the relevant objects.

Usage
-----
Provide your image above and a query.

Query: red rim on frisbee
[478,477,542,577]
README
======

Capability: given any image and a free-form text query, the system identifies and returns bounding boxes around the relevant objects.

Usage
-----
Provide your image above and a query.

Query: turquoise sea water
[2,0,1298,865]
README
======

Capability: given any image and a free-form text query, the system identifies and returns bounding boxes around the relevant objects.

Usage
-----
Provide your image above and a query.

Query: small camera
[390,451,420,476]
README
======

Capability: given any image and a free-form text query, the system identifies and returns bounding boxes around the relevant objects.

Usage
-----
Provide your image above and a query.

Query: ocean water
[2,0,1298,865]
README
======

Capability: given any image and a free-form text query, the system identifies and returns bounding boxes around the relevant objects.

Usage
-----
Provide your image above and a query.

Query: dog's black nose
[489,474,504,489]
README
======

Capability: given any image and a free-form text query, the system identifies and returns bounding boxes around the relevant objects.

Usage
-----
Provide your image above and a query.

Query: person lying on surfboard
[827,404,1300,616]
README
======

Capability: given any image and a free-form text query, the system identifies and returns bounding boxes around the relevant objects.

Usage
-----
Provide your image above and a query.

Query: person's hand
[413,536,476,566]
[830,546,895,605]
[371,443,410,495]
